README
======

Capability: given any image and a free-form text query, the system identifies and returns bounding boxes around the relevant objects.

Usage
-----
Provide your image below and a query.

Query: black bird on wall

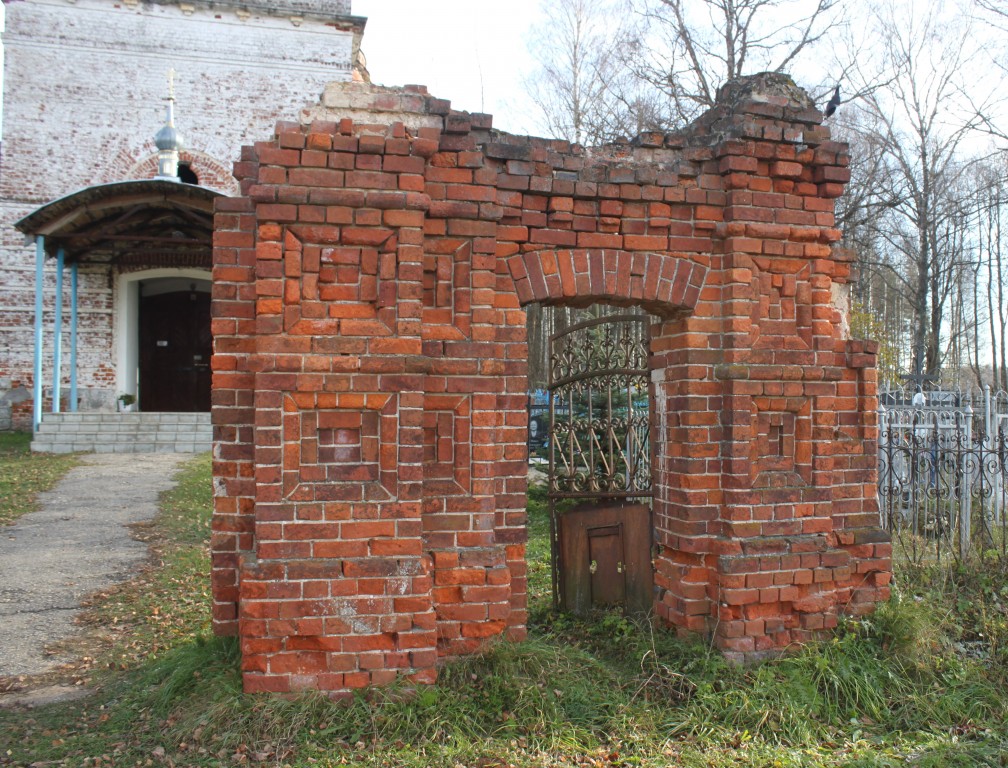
[824,85,841,118]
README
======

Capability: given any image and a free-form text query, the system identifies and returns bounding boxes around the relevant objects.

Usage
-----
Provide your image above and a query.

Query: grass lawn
[2,459,1008,767]
[0,432,79,526]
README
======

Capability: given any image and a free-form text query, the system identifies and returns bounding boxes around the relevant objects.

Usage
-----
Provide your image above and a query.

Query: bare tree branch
[844,0,1006,380]
[626,0,843,124]
[526,0,667,143]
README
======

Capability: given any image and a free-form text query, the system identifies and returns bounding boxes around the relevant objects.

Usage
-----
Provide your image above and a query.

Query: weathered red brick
[214,76,885,696]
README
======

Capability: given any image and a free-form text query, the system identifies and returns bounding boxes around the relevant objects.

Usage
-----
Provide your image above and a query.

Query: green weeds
[526,482,554,620]
[0,432,78,526]
[2,458,1008,766]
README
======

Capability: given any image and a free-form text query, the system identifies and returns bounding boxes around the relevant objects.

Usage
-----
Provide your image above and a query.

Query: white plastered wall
[0,0,359,426]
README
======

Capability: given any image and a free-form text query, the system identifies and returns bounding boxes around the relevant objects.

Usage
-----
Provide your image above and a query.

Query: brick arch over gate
[210,73,891,694]
[512,249,707,317]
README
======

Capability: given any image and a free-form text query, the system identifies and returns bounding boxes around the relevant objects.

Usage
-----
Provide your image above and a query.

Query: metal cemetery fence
[528,390,549,464]
[878,386,1008,565]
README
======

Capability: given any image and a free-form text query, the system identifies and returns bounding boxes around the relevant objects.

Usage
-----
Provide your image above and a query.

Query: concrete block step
[32,412,212,454]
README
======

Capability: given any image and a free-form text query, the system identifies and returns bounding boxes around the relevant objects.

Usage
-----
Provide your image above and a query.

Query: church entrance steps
[31,412,211,454]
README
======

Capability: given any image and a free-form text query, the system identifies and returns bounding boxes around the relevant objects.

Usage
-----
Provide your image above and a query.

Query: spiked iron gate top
[547,312,652,611]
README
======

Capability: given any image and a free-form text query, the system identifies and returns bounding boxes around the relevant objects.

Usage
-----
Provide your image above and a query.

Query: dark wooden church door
[139,289,211,412]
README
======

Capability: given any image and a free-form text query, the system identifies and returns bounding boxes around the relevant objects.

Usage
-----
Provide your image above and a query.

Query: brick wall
[0,0,361,428]
[212,74,891,693]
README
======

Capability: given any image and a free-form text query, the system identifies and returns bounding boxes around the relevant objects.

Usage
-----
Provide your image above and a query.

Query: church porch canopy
[15,178,221,268]
[15,179,223,429]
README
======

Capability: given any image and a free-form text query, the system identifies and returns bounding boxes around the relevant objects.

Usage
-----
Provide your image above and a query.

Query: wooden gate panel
[588,524,625,606]
[558,503,653,614]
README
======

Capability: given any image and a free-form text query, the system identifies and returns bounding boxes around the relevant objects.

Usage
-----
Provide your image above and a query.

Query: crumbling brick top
[148,0,362,24]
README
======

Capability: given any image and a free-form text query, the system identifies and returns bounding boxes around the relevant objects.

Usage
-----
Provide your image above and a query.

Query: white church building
[0,0,366,444]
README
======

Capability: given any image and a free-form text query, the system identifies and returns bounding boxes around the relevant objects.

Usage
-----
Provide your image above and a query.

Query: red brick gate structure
[210,73,891,694]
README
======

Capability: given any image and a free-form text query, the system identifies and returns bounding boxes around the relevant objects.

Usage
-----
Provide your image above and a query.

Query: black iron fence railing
[878,385,1008,565]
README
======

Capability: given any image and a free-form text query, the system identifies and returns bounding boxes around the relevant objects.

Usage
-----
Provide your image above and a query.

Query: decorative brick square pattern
[282,394,393,502]
[422,394,471,496]
[750,398,813,487]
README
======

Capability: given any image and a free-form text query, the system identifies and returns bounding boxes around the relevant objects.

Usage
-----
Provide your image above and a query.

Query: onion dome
[154,70,184,180]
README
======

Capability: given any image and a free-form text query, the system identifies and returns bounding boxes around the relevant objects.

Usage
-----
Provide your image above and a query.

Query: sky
[352,0,545,137]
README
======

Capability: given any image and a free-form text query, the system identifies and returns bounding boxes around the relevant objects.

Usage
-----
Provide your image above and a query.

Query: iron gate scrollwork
[547,311,653,613]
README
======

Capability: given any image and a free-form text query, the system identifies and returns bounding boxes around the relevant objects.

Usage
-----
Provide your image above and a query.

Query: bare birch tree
[973,163,1008,389]
[848,1,1002,380]
[526,0,660,145]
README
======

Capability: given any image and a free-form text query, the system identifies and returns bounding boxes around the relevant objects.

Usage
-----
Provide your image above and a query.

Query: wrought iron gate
[547,311,653,613]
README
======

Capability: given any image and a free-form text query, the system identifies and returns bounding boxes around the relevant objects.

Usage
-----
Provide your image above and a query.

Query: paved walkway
[0,452,189,678]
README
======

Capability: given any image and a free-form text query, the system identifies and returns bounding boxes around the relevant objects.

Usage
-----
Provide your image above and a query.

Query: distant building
[0,0,365,429]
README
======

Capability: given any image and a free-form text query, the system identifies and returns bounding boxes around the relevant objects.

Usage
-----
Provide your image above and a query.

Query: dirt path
[0,452,188,682]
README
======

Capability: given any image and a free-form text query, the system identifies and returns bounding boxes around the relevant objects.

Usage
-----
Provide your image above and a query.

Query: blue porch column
[70,262,79,412]
[53,247,64,413]
[32,236,44,431]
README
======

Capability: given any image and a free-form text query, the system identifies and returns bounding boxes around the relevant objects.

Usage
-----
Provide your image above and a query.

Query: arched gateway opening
[544,307,655,615]
[516,249,705,620]
[211,76,891,695]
